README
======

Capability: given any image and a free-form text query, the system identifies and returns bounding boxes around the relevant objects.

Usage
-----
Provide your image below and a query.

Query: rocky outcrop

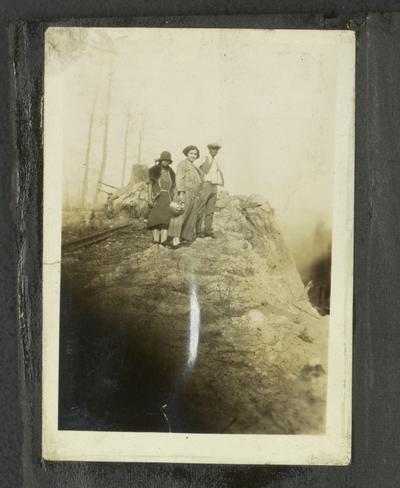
[65,189,328,434]
[124,191,312,317]
[61,188,329,434]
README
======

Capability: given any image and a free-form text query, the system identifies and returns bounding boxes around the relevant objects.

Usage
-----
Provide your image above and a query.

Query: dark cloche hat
[182,145,200,158]
[156,150,173,163]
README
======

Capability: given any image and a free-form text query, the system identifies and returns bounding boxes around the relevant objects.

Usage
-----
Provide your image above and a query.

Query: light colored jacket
[176,158,203,194]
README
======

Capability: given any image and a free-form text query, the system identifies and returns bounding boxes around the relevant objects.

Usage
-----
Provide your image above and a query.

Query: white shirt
[200,156,224,185]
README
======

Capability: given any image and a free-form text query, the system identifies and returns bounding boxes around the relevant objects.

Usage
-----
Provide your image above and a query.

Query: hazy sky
[46,27,351,249]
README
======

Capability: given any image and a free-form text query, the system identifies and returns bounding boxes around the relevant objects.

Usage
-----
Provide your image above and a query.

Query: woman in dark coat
[168,145,203,248]
[147,151,176,245]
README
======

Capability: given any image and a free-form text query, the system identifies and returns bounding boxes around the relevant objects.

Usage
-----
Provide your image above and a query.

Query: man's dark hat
[156,150,173,163]
[182,145,200,158]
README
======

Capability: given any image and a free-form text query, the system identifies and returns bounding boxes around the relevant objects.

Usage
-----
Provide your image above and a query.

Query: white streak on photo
[188,283,200,369]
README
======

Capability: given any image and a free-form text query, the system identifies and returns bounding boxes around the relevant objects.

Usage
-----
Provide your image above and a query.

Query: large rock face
[65,190,328,434]
[128,191,310,318]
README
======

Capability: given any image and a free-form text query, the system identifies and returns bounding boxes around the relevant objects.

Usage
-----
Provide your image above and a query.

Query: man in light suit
[196,142,224,238]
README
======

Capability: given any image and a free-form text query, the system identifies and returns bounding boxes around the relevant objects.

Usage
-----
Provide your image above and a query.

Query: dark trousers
[197,181,218,234]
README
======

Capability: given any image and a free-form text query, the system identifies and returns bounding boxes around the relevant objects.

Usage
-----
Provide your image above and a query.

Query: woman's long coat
[168,158,203,241]
[147,164,176,229]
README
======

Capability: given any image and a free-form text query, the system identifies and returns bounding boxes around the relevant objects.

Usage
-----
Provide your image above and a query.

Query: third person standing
[196,142,224,238]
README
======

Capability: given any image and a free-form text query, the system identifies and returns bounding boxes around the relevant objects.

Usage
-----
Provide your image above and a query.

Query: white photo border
[42,27,355,465]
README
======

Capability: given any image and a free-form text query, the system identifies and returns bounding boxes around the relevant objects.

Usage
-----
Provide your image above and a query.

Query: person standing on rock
[147,151,176,245]
[196,142,224,238]
[168,145,203,249]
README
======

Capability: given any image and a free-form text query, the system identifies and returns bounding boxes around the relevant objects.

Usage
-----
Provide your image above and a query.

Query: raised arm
[199,156,211,176]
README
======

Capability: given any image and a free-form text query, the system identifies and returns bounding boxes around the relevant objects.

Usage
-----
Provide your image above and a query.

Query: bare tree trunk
[137,117,145,164]
[94,63,113,207]
[80,69,102,209]
[121,110,131,187]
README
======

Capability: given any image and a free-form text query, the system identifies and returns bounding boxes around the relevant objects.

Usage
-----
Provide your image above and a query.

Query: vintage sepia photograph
[42,27,354,464]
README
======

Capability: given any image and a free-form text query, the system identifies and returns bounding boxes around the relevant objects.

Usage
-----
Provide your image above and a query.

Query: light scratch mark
[160,404,171,432]
[188,284,200,369]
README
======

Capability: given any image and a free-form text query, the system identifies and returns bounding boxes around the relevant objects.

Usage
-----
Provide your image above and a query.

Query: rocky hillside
[61,189,328,434]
